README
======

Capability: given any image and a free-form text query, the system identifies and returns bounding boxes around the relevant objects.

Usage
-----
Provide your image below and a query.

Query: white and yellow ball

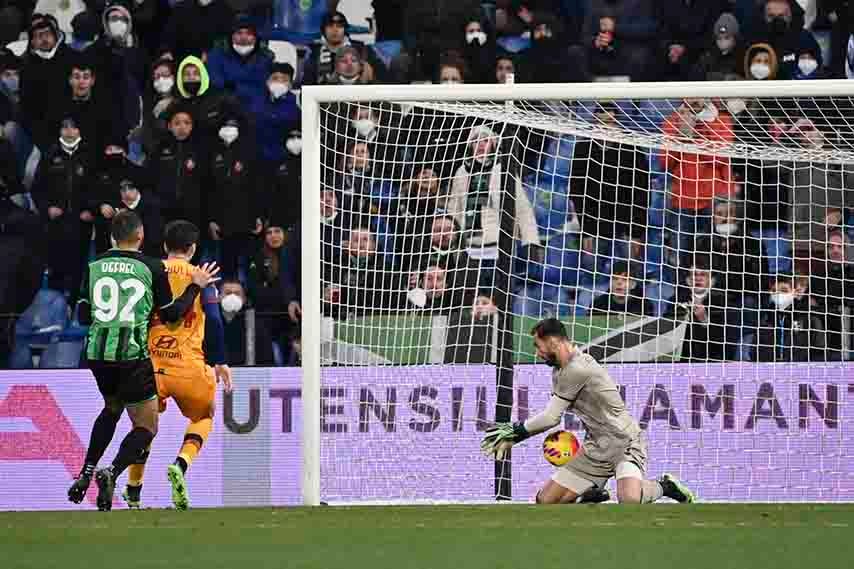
[542,430,580,466]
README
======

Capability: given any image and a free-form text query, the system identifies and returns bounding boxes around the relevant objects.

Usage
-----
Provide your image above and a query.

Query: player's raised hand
[215,364,233,393]
[481,423,516,457]
[192,262,221,288]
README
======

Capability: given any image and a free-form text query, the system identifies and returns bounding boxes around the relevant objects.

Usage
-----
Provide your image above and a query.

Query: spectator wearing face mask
[664,256,732,362]
[84,1,148,144]
[20,14,74,153]
[31,117,96,297]
[150,106,208,228]
[694,198,764,302]
[219,279,274,366]
[344,104,410,179]
[754,273,826,362]
[141,57,177,156]
[792,39,830,79]
[208,116,263,281]
[169,55,246,143]
[207,14,273,113]
[696,12,745,80]
[248,218,290,356]
[160,0,234,64]
[460,17,495,83]
[268,127,302,230]
[748,0,820,79]
[251,62,299,169]
[744,42,780,79]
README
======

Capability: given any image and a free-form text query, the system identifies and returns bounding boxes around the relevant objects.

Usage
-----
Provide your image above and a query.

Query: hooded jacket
[170,55,247,142]
[84,4,147,142]
[21,15,74,151]
[206,36,273,112]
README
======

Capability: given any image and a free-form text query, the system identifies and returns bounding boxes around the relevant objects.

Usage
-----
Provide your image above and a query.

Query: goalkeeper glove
[480,422,530,459]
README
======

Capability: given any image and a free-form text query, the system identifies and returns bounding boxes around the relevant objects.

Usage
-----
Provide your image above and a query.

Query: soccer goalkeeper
[482,318,695,504]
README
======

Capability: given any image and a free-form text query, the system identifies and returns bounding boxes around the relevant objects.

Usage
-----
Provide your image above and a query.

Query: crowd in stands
[0,0,853,368]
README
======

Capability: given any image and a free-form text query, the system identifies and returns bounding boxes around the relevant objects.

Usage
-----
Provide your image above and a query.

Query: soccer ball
[542,430,580,466]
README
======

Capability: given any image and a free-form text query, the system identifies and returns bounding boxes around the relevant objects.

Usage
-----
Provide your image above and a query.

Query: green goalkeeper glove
[481,422,530,459]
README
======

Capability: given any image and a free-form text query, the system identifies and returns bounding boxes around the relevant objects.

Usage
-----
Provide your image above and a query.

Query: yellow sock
[177,418,212,470]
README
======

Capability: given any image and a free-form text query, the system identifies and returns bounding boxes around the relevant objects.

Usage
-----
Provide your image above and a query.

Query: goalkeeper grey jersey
[552,352,642,462]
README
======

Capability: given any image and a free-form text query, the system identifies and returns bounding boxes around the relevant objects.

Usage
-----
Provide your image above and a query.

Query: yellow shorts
[153,359,216,422]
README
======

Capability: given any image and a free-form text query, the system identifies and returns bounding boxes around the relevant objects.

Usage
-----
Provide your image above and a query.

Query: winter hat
[270,62,295,78]
[714,13,740,37]
[60,117,80,130]
[28,13,61,41]
[321,11,348,31]
[231,13,257,35]
[103,1,132,23]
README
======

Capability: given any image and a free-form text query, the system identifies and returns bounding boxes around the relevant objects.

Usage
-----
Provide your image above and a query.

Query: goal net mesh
[311,93,854,504]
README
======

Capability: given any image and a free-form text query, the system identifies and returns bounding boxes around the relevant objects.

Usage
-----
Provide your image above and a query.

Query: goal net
[300,81,854,505]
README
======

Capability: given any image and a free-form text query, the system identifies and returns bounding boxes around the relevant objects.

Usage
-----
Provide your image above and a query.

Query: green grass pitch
[3,504,852,569]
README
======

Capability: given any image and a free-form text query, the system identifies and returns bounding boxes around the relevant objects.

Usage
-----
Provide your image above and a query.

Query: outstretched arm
[481,395,570,459]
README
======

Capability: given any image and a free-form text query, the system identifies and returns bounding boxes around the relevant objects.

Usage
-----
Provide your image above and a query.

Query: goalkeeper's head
[531,318,576,369]
[163,220,200,260]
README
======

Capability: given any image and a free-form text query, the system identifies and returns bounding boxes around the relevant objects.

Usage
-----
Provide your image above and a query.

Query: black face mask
[769,16,789,35]
[183,80,202,96]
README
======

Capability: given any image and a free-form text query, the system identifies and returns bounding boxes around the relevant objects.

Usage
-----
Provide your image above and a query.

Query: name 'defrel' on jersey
[85,251,168,361]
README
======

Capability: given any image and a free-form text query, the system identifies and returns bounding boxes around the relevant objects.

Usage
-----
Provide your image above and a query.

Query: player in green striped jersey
[68,211,220,510]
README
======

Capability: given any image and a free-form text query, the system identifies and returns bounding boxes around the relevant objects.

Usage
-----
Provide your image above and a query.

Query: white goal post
[301,80,854,506]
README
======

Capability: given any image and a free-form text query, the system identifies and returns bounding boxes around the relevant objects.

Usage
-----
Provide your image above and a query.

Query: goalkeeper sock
[176,418,212,473]
[640,480,664,504]
[127,445,151,487]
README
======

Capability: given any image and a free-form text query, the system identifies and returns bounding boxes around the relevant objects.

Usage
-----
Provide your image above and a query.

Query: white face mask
[108,20,128,38]
[233,43,254,56]
[466,31,487,46]
[695,104,719,123]
[286,137,302,155]
[441,78,461,85]
[352,118,375,137]
[153,76,174,94]
[715,222,738,236]
[34,43,59,60]
[60,136,81,152]
[770,292,795,310]
[198,0,213,5]
[750,62,771,80]
[221,293,243,313]
[725,98,747,115]
[798,58,818,76]
[693,288,710,302]
[219,126,239,144]
[716,36,736,53]
[268,81,289,99]
[407,287,427,308]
